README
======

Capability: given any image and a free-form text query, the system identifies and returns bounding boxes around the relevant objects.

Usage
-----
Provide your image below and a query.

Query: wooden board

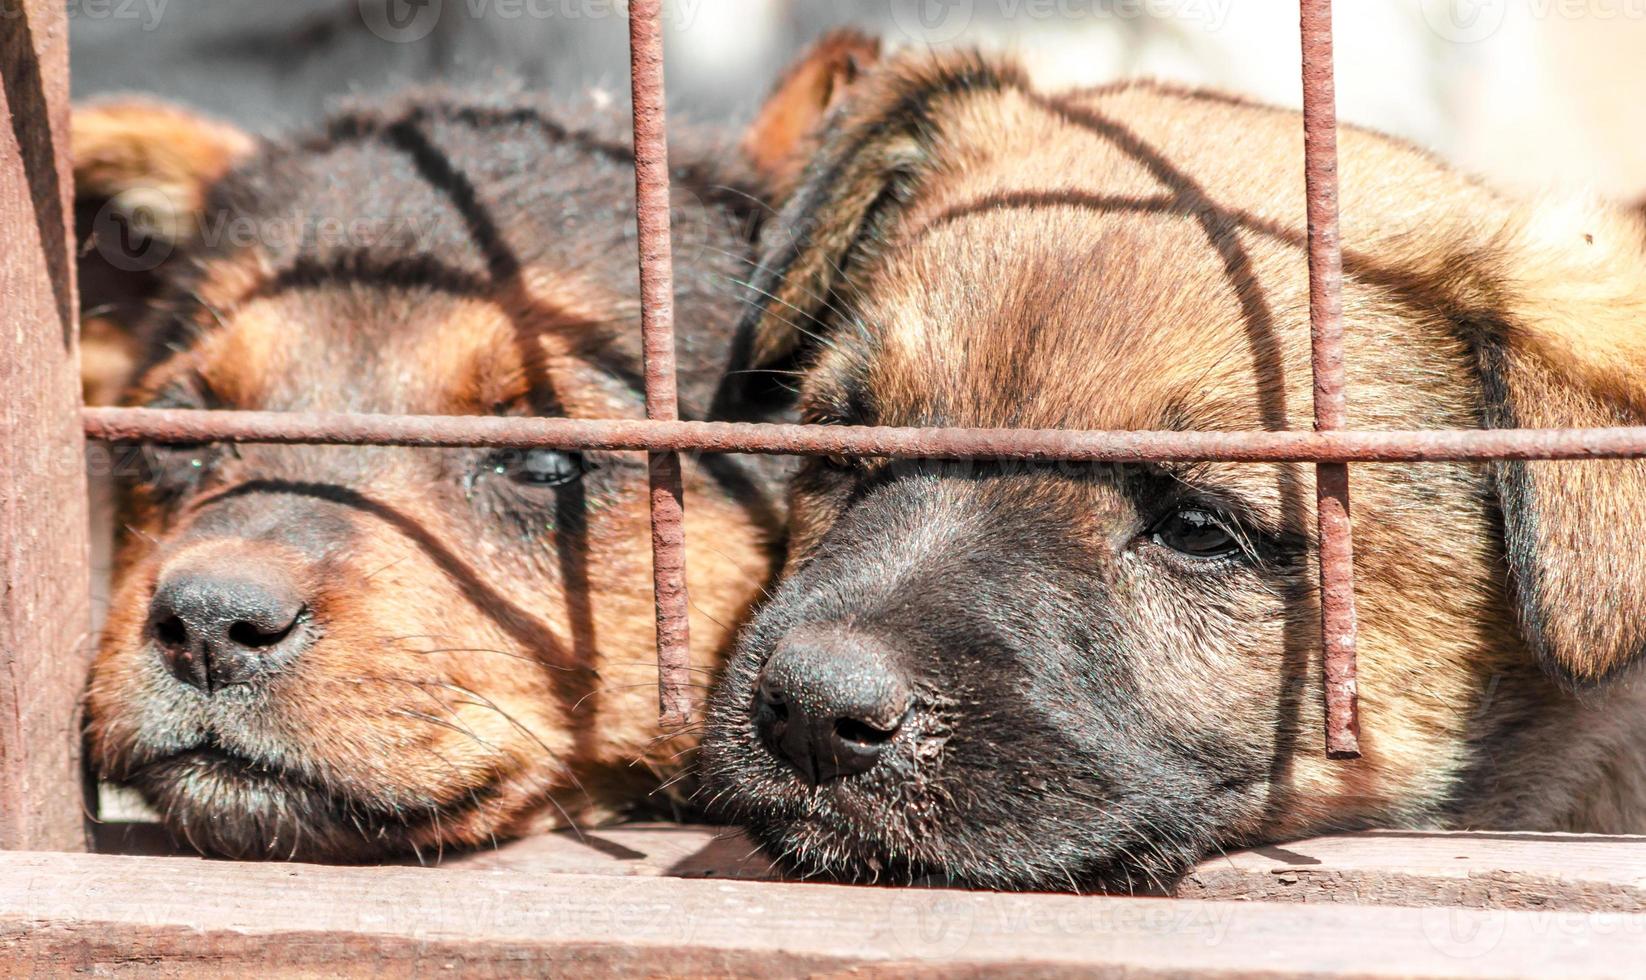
[1175,829,1646,912]
[95,821,1646,913]
[6,848,1645,977]
[383,825,1646,912]
[0,0,93,852]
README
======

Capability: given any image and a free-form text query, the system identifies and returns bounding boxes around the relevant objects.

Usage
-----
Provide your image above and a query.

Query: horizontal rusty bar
[83,407,1646,464]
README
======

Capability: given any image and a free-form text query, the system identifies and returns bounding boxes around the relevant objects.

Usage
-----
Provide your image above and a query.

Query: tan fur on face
[86,270,773,855]
[75,86,793,860]
[73,102,258,404]
[741,52,1646,846]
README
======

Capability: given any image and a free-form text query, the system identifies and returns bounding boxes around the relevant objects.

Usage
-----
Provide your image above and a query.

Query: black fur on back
[145,84,775,419]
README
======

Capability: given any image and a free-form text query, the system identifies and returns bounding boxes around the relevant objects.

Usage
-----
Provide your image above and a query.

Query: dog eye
[1151,507,1242,559]
[487,448,584,488]
[131,388,219,495]
[800,413,854,471]
[137,442,218,497]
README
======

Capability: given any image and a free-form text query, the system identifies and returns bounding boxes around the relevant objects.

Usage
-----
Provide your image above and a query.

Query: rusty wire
[83,408,1646,464]
[1301,0,1360,758]
[627,0,692,731]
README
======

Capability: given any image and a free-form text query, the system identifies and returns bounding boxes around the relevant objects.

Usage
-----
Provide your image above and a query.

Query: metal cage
[8,0,1646,856]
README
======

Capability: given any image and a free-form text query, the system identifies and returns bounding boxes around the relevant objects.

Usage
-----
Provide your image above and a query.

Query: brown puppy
[73,55,869,862]
[702,48,1646,891]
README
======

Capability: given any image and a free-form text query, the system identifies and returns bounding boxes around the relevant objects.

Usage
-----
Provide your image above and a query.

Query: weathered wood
[0,0,92,851]
[94,822,1646,915]
[1176,829,1646,912]
[414,825,1646,912]
[414,822,778,880]
[5,849,1643,977]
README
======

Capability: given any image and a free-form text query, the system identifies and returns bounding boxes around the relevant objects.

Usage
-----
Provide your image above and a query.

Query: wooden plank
[0,0,93,852]
[95,822,1646,914]
[408,822,778,880]
[4,850,1643,977]
[1176,830,1646,912]
[397,825,1646,911]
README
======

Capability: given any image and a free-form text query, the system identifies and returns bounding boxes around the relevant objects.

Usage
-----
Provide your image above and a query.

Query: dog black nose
[755,629,911,784]
[148,565,309,693]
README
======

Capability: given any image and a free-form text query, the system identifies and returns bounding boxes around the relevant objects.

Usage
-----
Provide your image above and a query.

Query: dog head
[75,78,849,860]
[702,51,1646,891]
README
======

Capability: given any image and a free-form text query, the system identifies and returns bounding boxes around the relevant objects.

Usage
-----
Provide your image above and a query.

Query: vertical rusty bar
[628,0,692,730]
[0,0,94,849]
[1300,0,1361,759]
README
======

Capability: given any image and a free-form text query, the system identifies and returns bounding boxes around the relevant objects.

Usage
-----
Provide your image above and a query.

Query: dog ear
[741,29,881,199]
[1463,201,1646,686]
[731,51,1028,388]
[73,99,254,403]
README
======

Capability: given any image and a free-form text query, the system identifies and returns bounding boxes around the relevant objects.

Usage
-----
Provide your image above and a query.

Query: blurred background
[68,0,1646,200]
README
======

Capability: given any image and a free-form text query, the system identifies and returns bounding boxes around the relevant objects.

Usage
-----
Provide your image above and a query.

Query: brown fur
[72,99,256,237]
[74,100,256,407]
[75,86,803,860]
[704,48,1646,889]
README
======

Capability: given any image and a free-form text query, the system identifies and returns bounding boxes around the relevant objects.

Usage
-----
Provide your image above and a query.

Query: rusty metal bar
[1301,0,1360,759]
[627,0,692,731]
[82,407,1646,464]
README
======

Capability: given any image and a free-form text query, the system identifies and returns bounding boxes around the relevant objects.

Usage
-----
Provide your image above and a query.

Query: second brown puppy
[703,45,1646,891]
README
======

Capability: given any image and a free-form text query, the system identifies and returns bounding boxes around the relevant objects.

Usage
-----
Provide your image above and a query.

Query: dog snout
[148,557,310,693]
[755,628,912,784]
